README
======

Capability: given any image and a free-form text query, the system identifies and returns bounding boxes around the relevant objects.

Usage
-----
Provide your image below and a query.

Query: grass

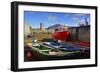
[32,32,52,42]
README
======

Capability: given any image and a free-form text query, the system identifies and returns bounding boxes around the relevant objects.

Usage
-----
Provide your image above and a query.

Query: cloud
[65,13,89,18]
[47,16,57,21]
[80,19,85,23]
[72,17,86,25]
[64,14,70,17]
[71,17,80,21]
[73,13,89,17]
[87,17,90,22]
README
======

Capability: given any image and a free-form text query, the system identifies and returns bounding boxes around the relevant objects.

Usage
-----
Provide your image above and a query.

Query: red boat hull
[53,31,70,41]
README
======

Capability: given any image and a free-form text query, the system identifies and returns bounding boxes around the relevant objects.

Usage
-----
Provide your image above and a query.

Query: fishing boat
[53,31,70,41]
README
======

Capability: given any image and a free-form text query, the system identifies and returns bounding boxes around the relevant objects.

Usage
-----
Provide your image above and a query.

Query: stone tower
[40,23,45,31]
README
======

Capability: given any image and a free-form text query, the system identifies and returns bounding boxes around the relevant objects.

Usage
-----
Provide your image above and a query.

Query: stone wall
[69,25,90,42]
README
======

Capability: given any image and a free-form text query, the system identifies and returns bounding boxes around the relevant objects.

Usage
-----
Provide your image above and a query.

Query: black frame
[11,1,98,72]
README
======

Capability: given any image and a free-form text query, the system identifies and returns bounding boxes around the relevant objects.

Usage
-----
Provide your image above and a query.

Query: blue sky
[24,11,90,28]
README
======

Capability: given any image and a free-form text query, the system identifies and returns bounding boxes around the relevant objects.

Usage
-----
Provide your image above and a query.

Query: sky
[24,11,90,28]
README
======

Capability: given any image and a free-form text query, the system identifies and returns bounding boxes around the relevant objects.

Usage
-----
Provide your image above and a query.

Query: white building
[24,23,31,37]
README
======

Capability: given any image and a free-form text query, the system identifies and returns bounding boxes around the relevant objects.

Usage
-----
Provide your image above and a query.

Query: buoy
[27,51,33,60]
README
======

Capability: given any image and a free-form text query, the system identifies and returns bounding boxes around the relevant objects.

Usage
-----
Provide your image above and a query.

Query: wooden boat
[27,43,80,57]
[24,42,89,61]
